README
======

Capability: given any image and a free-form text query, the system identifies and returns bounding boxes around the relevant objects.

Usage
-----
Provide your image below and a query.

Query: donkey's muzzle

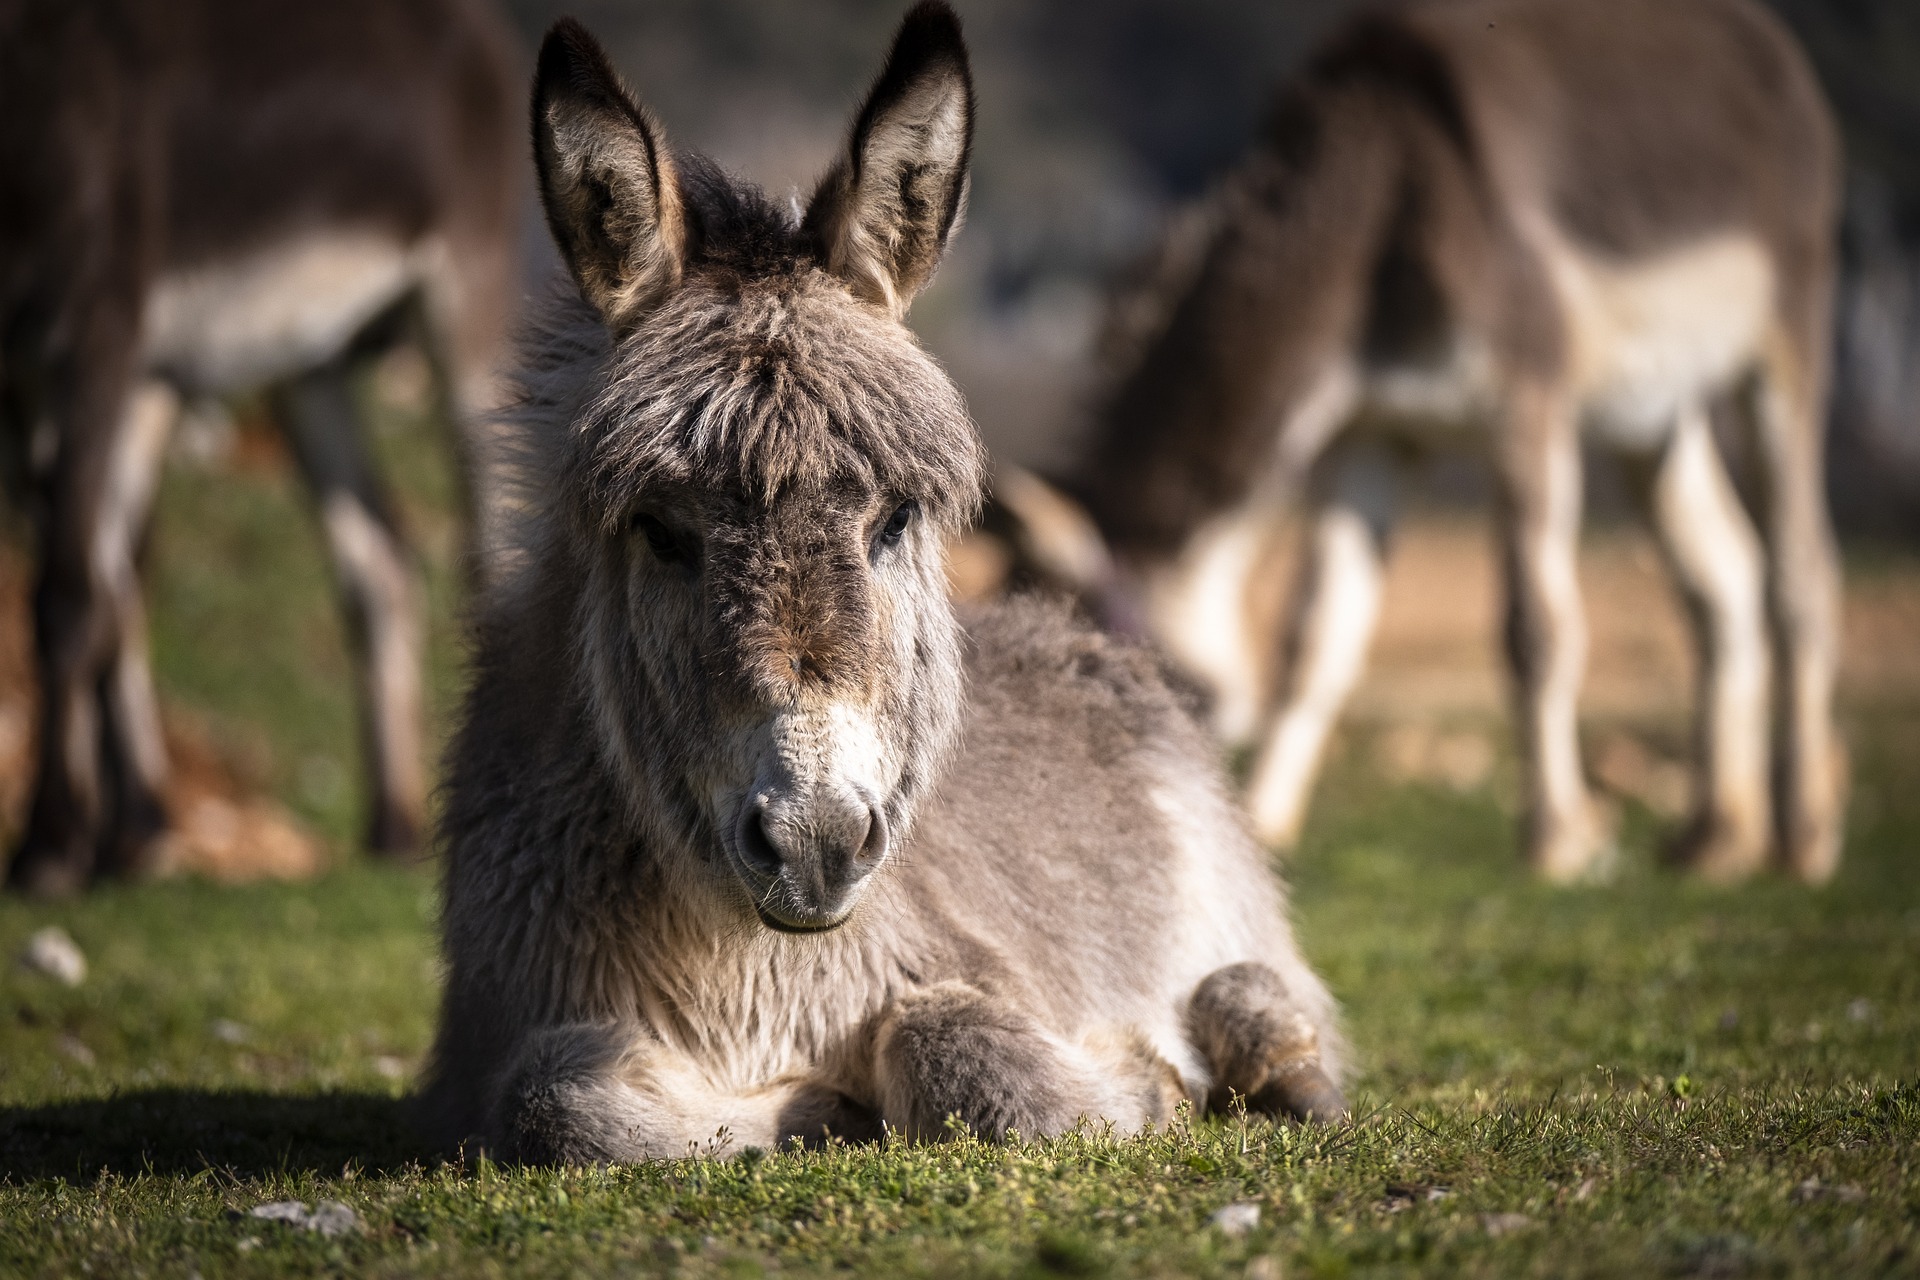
[732,789,889,931]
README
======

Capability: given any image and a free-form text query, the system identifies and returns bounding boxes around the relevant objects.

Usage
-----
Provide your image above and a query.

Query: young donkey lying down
[424,5,1345,1161]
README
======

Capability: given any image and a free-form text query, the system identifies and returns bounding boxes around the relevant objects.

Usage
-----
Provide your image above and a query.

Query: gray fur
[424,4,1343,1162]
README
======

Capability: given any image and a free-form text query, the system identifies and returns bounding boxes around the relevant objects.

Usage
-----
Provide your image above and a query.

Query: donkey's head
[531,5,982,932]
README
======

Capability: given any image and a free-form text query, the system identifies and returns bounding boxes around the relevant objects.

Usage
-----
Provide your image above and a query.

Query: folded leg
[1186,961,1346,1123]
[491,1023,859,1163]
[873,981,1179,1140]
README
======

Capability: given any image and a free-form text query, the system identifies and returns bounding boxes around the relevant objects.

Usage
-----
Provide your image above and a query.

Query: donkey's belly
[1553,233,1775,451]
[924,598,1316,1089]
[144,231,436,394]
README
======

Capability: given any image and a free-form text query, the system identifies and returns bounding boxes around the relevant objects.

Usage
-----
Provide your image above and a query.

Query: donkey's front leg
[1497,383,1610,881]
[1752,324,1846,883]
[1187,962,1345,1123]
[274,357,427,857]
[491,1023,836,1164]
[1246,440,1398,848]
[12,352,173,892]
[1639,405,1772,879]
[873,982,1154,1141]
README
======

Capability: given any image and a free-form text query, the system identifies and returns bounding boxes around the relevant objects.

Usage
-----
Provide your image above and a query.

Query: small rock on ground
[18,926,86,986]
[54,1033,95,1067]
[249,1200,360,1237]
[1791,1179,1865,1205]
[1211,1202,1261,1237]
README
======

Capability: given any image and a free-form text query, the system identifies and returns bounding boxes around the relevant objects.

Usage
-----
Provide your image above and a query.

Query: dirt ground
[1359,516,1920,723]
[1351,516,1920,816]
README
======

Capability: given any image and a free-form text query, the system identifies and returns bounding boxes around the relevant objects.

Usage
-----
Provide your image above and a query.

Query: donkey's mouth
[753,904,851,934]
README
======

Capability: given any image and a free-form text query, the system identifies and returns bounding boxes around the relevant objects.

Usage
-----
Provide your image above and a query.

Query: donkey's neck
[496,618,925,1083]
[624,874,922,1086]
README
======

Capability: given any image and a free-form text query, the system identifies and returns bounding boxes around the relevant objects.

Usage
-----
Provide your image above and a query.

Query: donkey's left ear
[804,2,974,319]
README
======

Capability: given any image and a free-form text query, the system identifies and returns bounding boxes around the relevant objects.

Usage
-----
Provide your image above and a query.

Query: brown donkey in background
[996,0,1846,883]
[425,5,1344,1161]
[0,0,523,892]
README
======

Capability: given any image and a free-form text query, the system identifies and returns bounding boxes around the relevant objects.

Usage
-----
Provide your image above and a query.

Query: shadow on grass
[0,1089,428,1182]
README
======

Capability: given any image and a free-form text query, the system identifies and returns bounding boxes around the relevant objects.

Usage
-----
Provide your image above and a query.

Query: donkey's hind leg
[1187,962,1346,1123]
[873,981,1172,1141]
[92,380,180,878]
[273,355,426,856]
[11,361,174,892]
[1751,323,1846,882]
[1496,382,1611,881]
[1245,441,1398,849]
[1637,404,1772,879]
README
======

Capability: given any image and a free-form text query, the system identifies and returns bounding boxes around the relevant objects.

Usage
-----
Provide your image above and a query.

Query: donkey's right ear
[532,19,686,336]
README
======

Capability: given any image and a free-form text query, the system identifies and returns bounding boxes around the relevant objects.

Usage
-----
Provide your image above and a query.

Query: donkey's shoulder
[958,594,1210,742]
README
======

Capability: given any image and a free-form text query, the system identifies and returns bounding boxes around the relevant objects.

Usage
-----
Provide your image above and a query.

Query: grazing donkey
[0,0,523,892]
[424,5,1345,1163]
[994,0,1847,883]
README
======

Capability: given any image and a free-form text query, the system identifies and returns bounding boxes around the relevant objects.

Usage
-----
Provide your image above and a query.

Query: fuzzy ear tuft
[803,2,974,319]
[532,19,686,335]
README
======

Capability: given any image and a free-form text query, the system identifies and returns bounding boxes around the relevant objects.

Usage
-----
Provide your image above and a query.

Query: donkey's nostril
[854,804,889,869]
[736,803,785,878]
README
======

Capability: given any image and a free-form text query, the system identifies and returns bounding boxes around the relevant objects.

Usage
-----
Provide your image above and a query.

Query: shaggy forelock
[502,156,984,546]
[569,270,983,531]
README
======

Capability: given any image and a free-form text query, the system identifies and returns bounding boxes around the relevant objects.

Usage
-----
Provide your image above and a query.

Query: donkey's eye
[632,513,685,564]
[877,500,917,548]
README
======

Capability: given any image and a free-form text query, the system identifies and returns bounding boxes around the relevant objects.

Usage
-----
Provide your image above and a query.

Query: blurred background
[3,0,1917,867]
[506,0,1920,537]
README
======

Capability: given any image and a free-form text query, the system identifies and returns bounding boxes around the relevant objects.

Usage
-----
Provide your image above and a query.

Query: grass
[1,374,1917,1275]
[2,752,1915,1278]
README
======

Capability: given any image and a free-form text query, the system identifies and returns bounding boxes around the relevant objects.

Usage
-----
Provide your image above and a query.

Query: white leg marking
[1651,405,1771,875]
[1507,415,1607,880]
[321,492,425,834]
[1146,508,1280,742]
[1141,365,1360,744]
[95,380,178,797]
[1246,505,1385,847]
[1535,439,1590,860]
[1753,332,1845,881]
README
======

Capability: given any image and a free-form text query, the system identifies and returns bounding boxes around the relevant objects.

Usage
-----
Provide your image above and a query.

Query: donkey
[992,0,1847,884]
[423,5,1345,1163]
[0,0,523,893]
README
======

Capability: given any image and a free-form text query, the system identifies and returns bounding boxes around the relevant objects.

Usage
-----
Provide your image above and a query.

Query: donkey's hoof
[1527,805,1617,884]
[1665,816,1768,883]
[365,805,426,862]
[5,847,91,899]
[1781,743,1849,885]
[1782,826,1842,886]
[96,813,179,883]
[1253,1060,1347,1125]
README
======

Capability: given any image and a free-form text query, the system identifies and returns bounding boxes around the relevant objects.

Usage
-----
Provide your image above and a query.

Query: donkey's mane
[504,152,985,547]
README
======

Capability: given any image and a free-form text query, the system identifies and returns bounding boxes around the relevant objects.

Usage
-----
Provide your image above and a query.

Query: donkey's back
[2,0,520,385]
